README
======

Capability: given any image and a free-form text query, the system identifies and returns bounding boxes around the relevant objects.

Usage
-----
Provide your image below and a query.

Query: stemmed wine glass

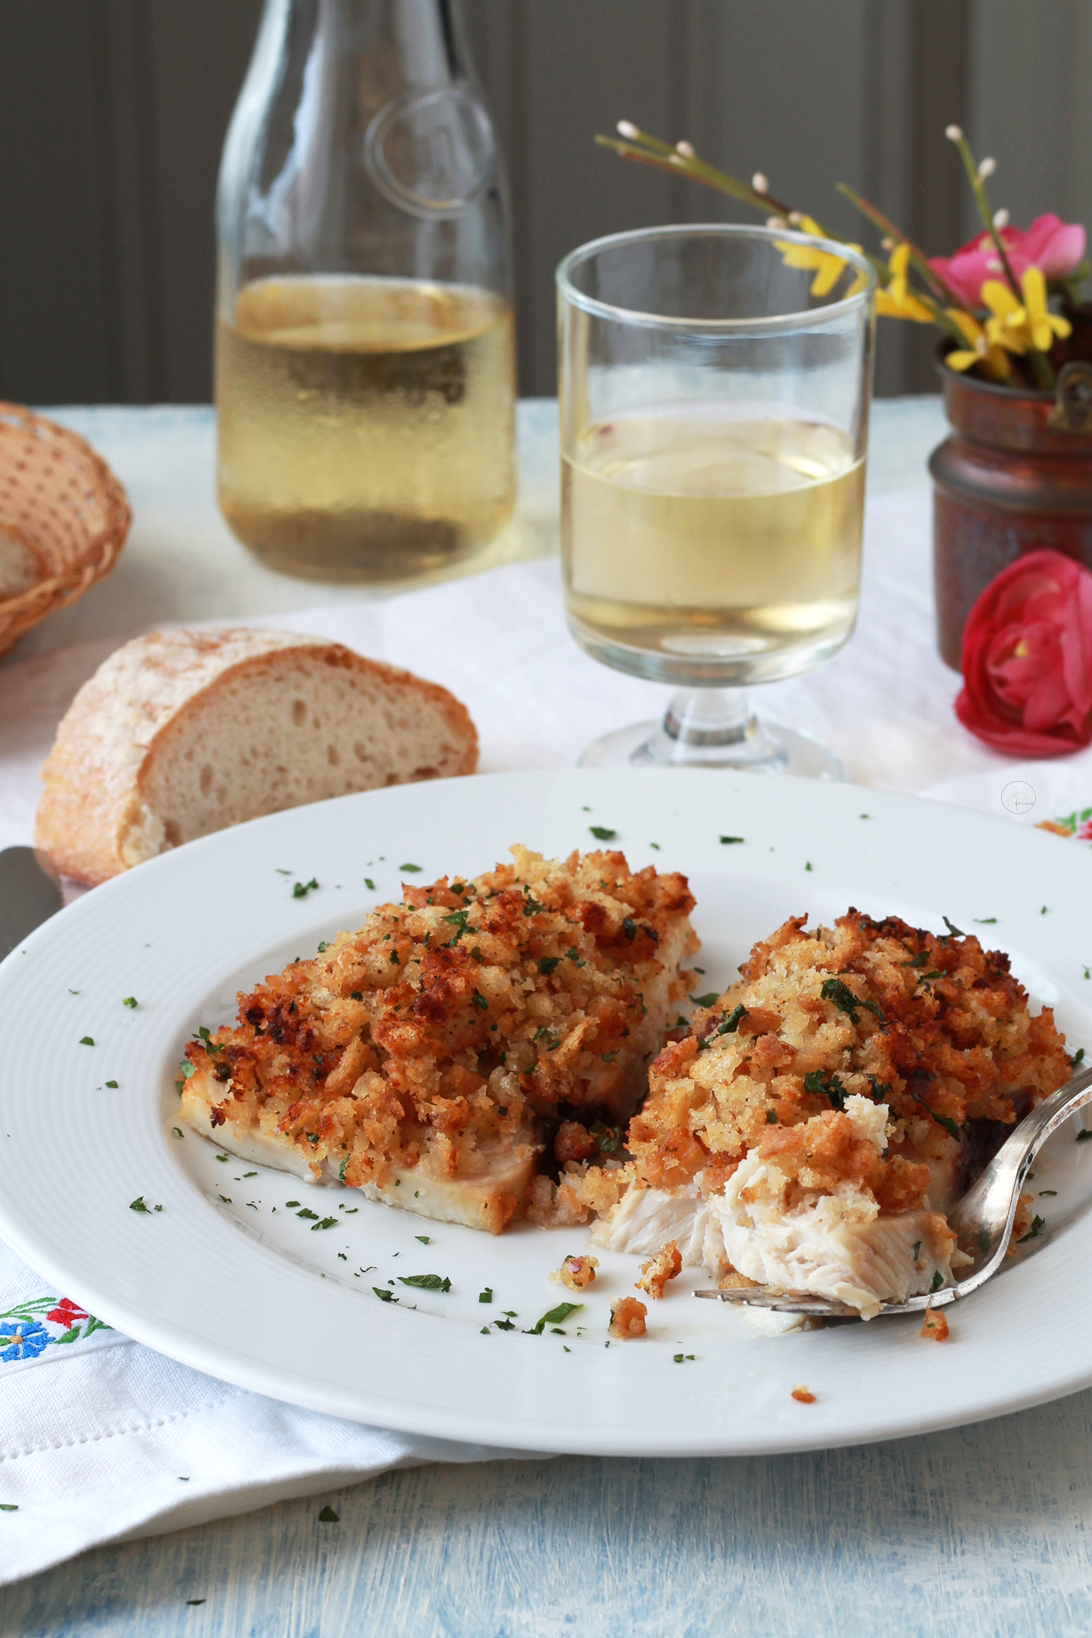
[557,224,876,776]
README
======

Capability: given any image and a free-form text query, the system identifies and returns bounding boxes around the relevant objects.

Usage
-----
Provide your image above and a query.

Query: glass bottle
[215,0,516,583]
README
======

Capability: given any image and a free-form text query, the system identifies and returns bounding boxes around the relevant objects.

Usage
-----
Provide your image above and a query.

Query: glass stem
[657,688,786,768]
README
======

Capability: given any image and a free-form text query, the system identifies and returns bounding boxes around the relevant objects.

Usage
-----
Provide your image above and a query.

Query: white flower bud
[751,172,769,194]
[975,336,988,355]
[993,208,1010,229]
[787,210,803,226]
[766,216,788,230]
[675,140,695,158]
[881,236,895,251]
[977,157,996,180]
[616,121,639,140]
[945,124,963,142]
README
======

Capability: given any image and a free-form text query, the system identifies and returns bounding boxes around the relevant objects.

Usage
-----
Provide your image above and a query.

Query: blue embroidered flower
[0,1321,50,1362]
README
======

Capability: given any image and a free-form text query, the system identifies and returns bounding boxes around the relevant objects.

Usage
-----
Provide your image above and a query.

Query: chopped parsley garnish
[0,1504,17,1511]
[566,947,586,967]
[805,862,813,872]
[285,1200,300,1207]
[719,836,743,844]
[471,991,488,1010]
[912,1240,922,1261]
[443,910,472,941]
[766,1109,777,1124]
[537,957,560,976]
[1018,1215,1046,1243]
[172,1127,183,1138]
[690,992,719,1008]
[589,825,616,841]
[974,917,997,925]
[820,978,884,1025]
[243,1171,256,1178]
[317,942,329,953]
[1071,1048,1086,1069]
[350,991,363,1002]
[911,1094,961,1141]
[311,1217,337,1231]
[296,1208,319,1220]
[903,951,930,968]
[364,878,375,891]
[129,1196,150,1212]
[479,1288,493,1304]
[717,1004,747,1035]
[218,1195,232,1205]
[399,863,423,873]
[649,842,660,850]
[622,916,636,940]
[803,1070,847,1111]
[292,878,319,898]
[215,1153,228,1161]
[529,1302,582,1334]
[1041,906,1049,915]
[106,1080,119,1089]
[389,950,400,964]
[416,1235,431,1244]
[373,1288,396,1302]
[673,1354,696,1363]
[79,1036,94,1047]
[122,996,138,1009]
[942,916,965,938]
[590,1120,621,1155]
[601,1050,619,1062]
[318,1506,340,1523]
[930,1271,945,1292]
[398,1274,452,1291]
[493,1317,515,1330]
[1039,1190,1058,1197]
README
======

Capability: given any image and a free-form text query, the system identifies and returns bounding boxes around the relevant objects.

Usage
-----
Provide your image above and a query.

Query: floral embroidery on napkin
[0,1296,111,1363]
[1037,807,1092,841]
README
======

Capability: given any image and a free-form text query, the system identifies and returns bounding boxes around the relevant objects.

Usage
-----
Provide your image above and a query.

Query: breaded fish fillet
[180,847,698,1232]
[575,910,1071,1317]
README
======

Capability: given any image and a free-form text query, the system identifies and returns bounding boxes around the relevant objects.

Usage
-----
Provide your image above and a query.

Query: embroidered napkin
[0,483,1084,1585]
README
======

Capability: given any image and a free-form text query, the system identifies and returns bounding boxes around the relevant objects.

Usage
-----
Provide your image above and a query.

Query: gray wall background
[3,0,1090,406]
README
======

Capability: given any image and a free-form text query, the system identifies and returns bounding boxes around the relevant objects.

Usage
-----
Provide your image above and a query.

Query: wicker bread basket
[0,403,130,659]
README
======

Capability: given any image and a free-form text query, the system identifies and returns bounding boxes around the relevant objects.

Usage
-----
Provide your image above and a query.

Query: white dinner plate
[1,768,1090,1457]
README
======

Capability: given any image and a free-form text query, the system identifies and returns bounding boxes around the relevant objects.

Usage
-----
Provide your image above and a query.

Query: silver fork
[694,1062,1092,1320]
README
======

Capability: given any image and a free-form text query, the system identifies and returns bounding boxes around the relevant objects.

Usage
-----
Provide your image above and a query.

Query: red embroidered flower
[45,1298,88,1327]
[955,550,1092,756]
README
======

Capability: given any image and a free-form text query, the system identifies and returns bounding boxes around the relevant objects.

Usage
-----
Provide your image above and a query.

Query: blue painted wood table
[5,398,1089,1638]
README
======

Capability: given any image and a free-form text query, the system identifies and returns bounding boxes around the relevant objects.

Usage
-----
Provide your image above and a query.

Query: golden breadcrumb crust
[609,1297,647,1338]
[183,847,696,1230]
[636,1241,682,1299]
[564,909,1069,1222]
[551,1255,598,1290]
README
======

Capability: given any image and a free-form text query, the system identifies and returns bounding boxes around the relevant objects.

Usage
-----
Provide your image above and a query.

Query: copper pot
[929,360,1092,669]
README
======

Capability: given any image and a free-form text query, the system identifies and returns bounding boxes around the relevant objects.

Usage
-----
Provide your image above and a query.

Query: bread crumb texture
[181,847,697,1234]
[920,1306,950,1341]
[35,627,478,883]
[609,1297,647,1338]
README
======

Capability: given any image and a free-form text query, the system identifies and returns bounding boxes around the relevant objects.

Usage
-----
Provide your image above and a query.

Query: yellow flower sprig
[945,125,1056,389]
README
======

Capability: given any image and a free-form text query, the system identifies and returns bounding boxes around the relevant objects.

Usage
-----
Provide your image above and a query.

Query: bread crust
[35,627,478,883]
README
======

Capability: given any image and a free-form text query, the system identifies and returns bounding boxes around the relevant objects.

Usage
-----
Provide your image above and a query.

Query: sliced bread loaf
[35,627,478,884]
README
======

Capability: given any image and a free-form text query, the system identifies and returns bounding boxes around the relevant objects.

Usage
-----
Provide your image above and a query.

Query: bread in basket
[0,403,130,659]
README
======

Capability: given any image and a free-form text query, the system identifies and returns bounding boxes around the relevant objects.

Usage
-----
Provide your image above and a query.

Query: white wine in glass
[563,410,864,684]
[557,225,875,776]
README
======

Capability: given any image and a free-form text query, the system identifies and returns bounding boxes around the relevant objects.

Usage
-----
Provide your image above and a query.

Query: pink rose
[929,214,1086,310]
[955,550,1092,756]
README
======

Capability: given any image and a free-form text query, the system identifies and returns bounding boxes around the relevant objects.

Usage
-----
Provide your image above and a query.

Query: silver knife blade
[0,847,64,960]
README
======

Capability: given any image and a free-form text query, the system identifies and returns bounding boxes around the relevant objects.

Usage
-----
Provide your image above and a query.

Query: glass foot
[578,688,845,779]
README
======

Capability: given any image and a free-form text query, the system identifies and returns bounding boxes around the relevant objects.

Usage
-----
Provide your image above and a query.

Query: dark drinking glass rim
[556,223,876,333]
